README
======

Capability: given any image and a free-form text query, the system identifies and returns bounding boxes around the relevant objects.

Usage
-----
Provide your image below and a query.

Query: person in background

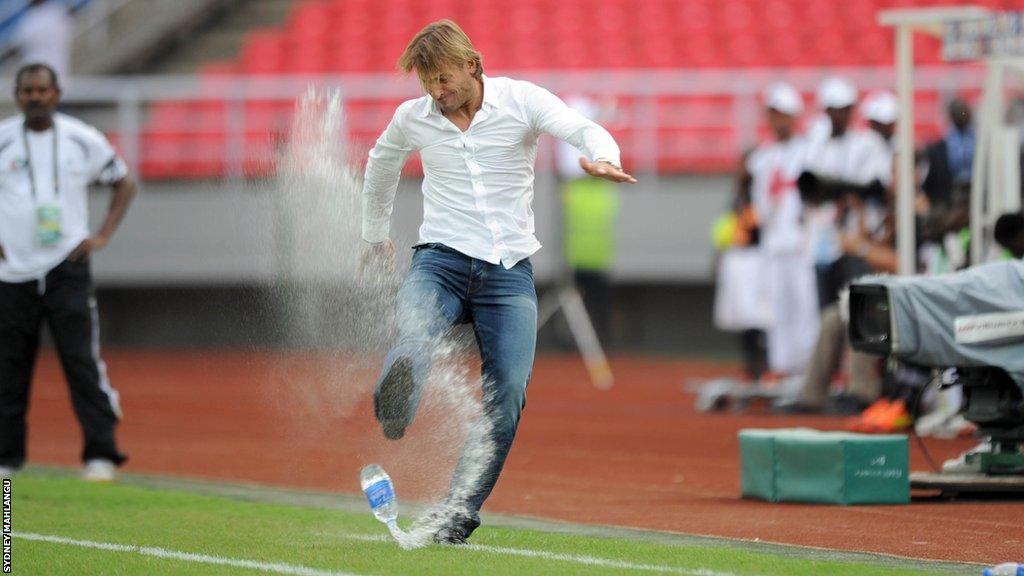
[994,212,1024,259]
[921,98,974,210]
[557,94,620,346]
[779,84,899,416]
[712,149,768,382]
[0,64,137,481]
[3,1,73,79]
[802,76,891,309]
[862,90,898,148]
[741,83,818,378]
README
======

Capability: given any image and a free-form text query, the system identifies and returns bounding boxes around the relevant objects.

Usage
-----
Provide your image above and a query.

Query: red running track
[25,350,1022,564]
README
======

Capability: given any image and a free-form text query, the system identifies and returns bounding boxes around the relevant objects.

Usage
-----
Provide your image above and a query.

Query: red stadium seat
[240,29,285,73]
[139,0,1014,178]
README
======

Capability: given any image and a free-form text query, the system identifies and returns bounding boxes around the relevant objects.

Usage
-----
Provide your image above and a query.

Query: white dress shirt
[0,113,128,282]
[361,75,622,268]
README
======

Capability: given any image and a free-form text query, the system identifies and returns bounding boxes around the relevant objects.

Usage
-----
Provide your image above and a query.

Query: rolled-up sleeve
[361,109,413,243]
[523,83,621,168]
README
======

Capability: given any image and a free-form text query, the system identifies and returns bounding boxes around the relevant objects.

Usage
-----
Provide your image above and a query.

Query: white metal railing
[75,0,135,54]
[0,66,995,182]
[72,0,230,73]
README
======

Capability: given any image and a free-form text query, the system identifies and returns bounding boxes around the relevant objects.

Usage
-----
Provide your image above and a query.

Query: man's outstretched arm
[525,83,636,184]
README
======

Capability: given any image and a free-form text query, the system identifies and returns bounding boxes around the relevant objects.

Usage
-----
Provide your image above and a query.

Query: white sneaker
[941,441,991,474]
[0,466,14,479]
[82,459,117,482]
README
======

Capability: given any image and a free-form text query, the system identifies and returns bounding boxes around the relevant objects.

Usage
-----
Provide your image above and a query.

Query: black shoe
[433,526,468,545]
[374,357,415,440]
[772,400,825,415]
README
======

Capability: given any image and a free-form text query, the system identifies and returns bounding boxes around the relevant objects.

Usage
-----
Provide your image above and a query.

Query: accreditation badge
[36,203,63,246]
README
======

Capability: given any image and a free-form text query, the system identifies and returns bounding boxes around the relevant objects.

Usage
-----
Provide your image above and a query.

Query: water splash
[268,87,498,549]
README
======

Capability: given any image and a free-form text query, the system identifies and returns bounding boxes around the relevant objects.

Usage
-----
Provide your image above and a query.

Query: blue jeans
[374,243,537,535]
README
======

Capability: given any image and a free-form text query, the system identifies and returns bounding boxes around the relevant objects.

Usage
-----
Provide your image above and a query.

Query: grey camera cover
[861,260,1024,389]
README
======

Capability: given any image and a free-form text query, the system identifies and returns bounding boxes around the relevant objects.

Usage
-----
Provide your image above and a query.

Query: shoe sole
[432,528,468,545]
[375,357,415,440]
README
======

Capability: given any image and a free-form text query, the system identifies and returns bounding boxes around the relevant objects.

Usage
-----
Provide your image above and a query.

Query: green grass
[8,471,975,576]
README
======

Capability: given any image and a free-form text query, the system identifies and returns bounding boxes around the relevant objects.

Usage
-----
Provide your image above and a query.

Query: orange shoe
[877,399,914,432]
[847,399,913,433]
[860,398,891,420]
[845,399,889,431]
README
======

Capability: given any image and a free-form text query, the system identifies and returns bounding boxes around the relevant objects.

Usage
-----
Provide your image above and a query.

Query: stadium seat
[139,0,1012,179]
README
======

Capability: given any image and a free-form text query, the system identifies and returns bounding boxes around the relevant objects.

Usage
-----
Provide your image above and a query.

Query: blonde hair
[397,20,483,81]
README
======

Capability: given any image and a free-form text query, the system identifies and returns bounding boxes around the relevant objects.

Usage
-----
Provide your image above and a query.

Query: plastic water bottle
[360,464,398,526]
[984,563,1024,576]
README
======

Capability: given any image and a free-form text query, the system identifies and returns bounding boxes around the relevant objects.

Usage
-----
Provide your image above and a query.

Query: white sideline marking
[15,532,362,576]
[338,532,740,576]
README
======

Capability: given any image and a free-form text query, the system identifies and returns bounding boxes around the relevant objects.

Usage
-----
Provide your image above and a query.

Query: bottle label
[364,479,394,509]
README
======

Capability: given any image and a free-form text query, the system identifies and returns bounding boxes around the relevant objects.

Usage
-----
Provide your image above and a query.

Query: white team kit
[745,136,819,375]
[0,112,128,283]
[0,108,131,476]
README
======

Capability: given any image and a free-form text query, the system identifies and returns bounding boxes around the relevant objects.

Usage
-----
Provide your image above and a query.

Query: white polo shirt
[0,113,128,283]
[362,75,621,268]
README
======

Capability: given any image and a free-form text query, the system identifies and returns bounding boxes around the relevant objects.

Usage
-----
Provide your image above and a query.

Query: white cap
[862,90,898,124]
[763,83,803,116]
[817,76,857,109]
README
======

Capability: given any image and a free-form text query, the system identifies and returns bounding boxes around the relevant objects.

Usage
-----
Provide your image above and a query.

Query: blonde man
[360,20,634,544]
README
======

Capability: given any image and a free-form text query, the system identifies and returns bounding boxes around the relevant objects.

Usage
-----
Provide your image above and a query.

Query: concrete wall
[81,173,739,355]
[91,283,736,356]
[88,173,732,286]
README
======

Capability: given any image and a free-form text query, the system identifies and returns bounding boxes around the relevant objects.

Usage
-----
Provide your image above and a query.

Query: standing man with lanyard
[360,20,634,544]
[0,64,137,481]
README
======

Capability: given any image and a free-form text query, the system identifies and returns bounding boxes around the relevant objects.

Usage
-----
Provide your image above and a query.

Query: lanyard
[21,123,59,200]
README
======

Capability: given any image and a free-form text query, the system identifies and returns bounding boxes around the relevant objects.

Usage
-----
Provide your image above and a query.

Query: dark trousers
[739,328,768,381]
[0,258,126,469]
[573,269,611,346]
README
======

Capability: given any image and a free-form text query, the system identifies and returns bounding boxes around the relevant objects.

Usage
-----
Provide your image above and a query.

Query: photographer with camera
[777,82,899,416]
[779,194,898,416]
[801,77,894,309]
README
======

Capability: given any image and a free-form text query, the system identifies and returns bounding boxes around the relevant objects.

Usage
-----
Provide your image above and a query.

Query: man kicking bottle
[359,20,634,544]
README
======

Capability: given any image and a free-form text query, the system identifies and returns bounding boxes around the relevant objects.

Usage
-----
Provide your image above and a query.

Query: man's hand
[359,239,395,280]
[840,232,867,257]
[578,157,637,183]
[67,235,109,262]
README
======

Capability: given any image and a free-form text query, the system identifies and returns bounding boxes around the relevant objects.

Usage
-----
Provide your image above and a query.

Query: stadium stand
[137,0,1020,180]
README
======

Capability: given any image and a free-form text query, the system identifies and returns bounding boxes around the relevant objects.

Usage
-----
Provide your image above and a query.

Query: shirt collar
[420,75,496,117]
[481,75,499,109]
